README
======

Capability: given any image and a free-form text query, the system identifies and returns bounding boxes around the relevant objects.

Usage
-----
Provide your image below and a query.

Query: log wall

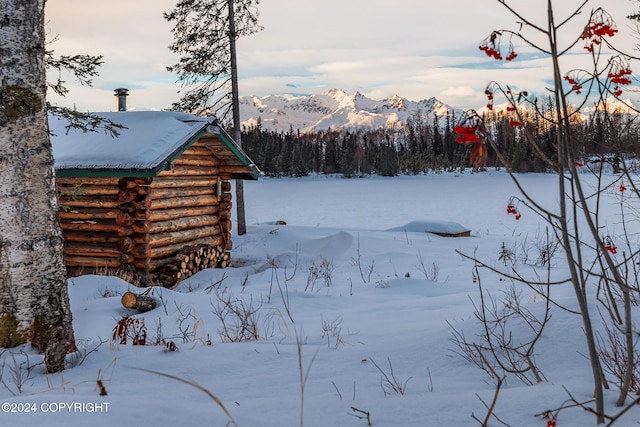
[57,141,233,287]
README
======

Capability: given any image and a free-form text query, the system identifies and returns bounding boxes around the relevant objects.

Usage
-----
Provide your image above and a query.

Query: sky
[45,1,640,112]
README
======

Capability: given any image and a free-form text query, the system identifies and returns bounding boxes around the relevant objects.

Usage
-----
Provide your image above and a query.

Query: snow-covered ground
[1,171,639,426]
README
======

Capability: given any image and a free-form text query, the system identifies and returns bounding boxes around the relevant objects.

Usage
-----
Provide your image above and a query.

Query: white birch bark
[0,0,75,372]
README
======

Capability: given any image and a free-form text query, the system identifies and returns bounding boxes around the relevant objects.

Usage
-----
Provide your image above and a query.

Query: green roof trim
[158,127,207,172]
[211,123,260,180]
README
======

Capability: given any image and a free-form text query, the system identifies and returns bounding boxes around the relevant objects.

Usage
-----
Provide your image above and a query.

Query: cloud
[441,86,477,98]
[46,0,639,112]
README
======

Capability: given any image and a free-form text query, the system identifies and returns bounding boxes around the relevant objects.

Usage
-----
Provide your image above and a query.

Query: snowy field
[2,171,640,426]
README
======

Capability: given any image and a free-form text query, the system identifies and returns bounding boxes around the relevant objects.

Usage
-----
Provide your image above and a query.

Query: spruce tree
[165,0,262,234]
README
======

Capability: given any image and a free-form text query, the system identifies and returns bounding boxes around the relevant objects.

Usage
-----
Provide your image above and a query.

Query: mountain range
[239,89,638,133]
[239,89,464,133]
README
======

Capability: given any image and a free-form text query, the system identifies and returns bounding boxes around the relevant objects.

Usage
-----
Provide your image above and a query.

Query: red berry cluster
[454,125,480,144]
[563,75,583,95]
[609,68,632,85]
[604,236,618,254]
[575,161,584,167]
[478,32,517,61]
[581,23,618,52]
[546,420,557,427]
[454,122,488,166]
[581,10,618,52]
[485,90,494,110]
[484,82,524,128]
[619,184,627,192]
[484,85,525,126]
[479,43,503,60]
[608,63,632,97]
[506,197,521,220]
[584,22,618,38]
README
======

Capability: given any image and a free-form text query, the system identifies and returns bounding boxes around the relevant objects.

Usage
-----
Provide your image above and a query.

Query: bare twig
[297,330,319,427]
[136,367,238,427]
[351,406,372,426]
[332,381,343,400]
[471,346,508,427]
[370,357,412,396]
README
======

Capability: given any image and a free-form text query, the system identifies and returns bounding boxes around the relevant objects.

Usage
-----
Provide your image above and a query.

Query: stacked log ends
[154,244,232,287]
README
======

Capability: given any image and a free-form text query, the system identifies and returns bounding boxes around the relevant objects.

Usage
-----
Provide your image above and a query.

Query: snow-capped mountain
[582,97,638,115]
[239,89,463,133]
[476,97,638,121]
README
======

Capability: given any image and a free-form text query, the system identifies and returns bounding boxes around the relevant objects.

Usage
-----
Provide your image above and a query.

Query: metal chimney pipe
[114,88,129,111]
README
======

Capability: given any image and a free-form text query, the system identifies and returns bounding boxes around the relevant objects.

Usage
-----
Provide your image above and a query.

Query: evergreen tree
[240,106,640,176]
[323,135,339,174]
[431,113,444,168]
[164,0,261,118]
[339,131,358,176]
[165,0,262,235]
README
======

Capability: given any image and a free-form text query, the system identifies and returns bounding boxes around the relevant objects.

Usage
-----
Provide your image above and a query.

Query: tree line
[240,105,640,176]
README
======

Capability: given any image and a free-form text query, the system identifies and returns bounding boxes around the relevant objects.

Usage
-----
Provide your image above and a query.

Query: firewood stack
[56,141,234,286]
[154,244,232,286]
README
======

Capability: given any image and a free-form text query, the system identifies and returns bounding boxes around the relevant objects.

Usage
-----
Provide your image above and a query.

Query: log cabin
[49,110,259,287]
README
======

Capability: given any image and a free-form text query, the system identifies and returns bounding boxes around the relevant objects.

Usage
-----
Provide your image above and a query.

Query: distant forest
[240,107,640,176]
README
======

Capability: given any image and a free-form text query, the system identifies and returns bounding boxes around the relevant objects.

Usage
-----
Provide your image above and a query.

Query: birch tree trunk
[0,0,75,373]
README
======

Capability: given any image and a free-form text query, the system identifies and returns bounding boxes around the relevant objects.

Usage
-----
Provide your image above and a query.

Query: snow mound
[298,231,353,258]
[68,275,134,300]
[171,231,354,292]
[260,231,353,272]
[386,220,470,236]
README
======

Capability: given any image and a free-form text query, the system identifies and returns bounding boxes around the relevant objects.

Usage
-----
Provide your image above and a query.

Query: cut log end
[121,291,157,312]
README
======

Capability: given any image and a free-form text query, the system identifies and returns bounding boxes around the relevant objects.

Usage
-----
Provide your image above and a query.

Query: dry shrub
[112,315,147,345]
[598,323,640,393]
[212,289,260,342]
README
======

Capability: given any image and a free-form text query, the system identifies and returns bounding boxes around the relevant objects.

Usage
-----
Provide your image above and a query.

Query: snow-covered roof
[50,111,259,179]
